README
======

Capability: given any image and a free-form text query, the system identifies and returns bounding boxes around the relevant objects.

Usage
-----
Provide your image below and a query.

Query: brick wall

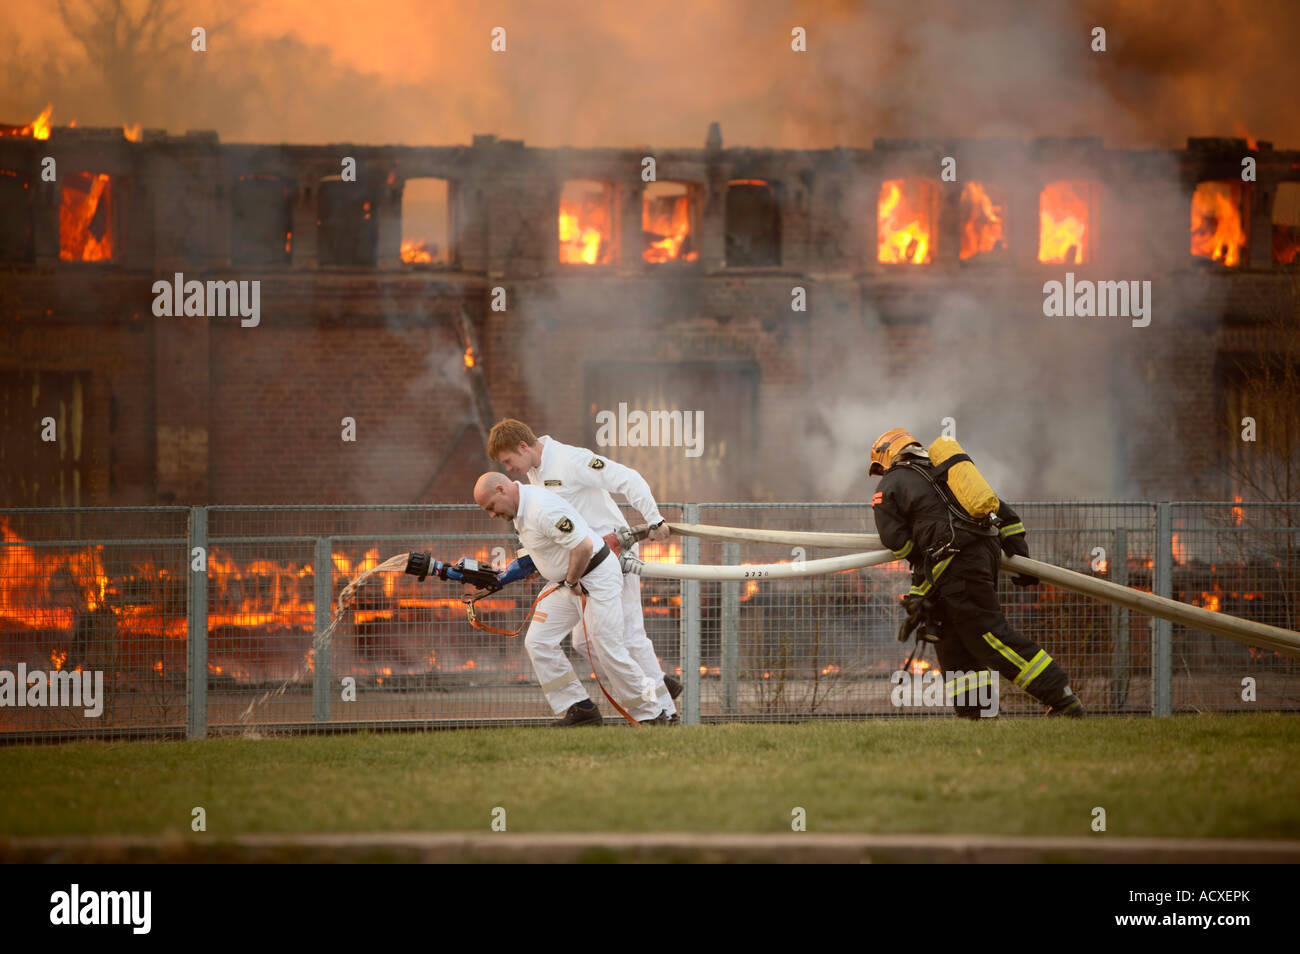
[2,131,1297,507]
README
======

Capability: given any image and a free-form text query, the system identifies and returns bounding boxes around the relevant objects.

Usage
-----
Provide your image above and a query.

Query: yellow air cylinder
[928,437,1000,518]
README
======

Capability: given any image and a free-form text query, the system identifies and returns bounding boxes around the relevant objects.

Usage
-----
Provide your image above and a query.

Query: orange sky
[2,0,1297,149]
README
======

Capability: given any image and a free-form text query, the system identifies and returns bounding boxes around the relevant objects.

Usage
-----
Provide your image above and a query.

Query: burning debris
[559,178,617,265]
[960,182,1007,261]
[1038,180,1093,265]
[400,239,435,263]
[642,181,697,263]
[1190,181,1247,266]
[0,104,52,140]
[400,177,454,265]
[59,172,112,262]
[878,178,938,265]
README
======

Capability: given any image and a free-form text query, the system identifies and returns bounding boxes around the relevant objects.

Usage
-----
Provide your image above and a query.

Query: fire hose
[653,522,1300,659]
[401,519,1300,667]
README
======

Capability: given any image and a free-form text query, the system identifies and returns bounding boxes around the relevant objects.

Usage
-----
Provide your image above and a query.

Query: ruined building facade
[2,124,1299,507]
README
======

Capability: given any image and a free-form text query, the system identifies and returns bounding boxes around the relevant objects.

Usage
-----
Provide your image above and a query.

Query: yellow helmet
[869,427,921,476]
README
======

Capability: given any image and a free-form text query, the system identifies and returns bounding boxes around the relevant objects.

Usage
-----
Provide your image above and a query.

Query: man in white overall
[472,472,667,727]
[486,419,681,722]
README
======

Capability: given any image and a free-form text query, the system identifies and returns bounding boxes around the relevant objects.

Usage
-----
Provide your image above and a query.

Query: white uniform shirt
[526,436,664,537]
[512,483,603,583]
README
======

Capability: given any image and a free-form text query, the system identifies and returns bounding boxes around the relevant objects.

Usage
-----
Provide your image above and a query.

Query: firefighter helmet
[869,427,921,476]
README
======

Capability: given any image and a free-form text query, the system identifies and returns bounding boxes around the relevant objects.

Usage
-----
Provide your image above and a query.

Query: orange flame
[1171,533,1188,565]
[960,182,1006,260]
[878,179,936,264]
[1232,122,1259,151]
[2,104,53,139]
[642,186,697,263]
[1190,181,1246,267]
[122,123,142,142]
[60,172,113,262]
[639,542,682,564]
[400,238,434,263]
[1038,180,1091,264]
[559,180,616,265]
[463,346,475,369]
[1232,495,1244,526]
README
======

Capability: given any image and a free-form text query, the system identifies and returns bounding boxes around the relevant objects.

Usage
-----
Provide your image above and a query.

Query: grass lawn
[2,714,1297,840]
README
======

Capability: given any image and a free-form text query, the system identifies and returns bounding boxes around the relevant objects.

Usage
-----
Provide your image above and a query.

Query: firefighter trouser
[566,544,675,716]
[523,556,661,721]
[616,544,675,716]
[924,538,1077,718]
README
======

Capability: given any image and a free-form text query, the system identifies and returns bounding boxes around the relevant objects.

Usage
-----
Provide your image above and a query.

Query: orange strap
[465,584,642,727]
[465,585,557,638]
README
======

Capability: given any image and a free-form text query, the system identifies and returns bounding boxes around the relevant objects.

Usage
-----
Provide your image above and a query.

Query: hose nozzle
[404,551,433,581]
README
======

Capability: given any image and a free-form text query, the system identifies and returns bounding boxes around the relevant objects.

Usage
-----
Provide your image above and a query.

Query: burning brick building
[3,116,1300,508]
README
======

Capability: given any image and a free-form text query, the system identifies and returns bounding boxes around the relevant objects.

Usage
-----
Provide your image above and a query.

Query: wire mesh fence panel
[1006,503,1157,716]
[208,506,538,730]
[0,508,191,741]
[206,504,686,732]
[3,502,1297,741]
[694,504,892,721]
[1166,503,1300,712]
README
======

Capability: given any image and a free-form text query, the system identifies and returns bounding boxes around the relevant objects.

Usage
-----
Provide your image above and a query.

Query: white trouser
[617,544,675,716]
[524,555,661,721]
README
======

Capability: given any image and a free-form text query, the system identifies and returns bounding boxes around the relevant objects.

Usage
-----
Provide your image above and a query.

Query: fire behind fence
[0,503,1297,741]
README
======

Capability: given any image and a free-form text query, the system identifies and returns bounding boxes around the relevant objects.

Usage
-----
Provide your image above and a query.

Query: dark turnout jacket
[872,457,1027,594]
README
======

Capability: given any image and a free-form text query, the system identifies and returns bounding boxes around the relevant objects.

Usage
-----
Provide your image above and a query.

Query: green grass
[2,715,1297,840]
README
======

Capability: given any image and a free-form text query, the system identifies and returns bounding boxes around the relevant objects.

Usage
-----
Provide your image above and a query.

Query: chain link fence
[1,502,1296,741]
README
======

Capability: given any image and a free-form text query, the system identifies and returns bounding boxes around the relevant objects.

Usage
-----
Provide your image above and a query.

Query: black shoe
[638,709,670,726]
[667,713,681,726]
[1046,697,1085,718]
[663,674,683,700]
[552,702,603,727]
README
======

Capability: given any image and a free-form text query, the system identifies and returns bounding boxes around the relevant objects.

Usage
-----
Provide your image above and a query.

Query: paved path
[4,832,1299,863]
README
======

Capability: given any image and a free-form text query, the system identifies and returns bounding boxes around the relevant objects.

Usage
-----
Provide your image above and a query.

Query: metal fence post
[681,504,701,725]
[313,537,333,723]
[1152,503,1174,716]
[186,506,208,740]
[1109,527,1130,712]
[721,541,740,715]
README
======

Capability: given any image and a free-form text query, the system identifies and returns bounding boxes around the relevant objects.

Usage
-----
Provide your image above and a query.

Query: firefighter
[486,419,681,721]
[473,472,666,726]
[869,427,1085,718]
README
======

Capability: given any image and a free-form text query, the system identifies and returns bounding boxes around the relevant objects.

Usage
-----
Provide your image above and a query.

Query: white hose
[668,522,879,550]
[655,521,1300,656]
[622,549,899,580]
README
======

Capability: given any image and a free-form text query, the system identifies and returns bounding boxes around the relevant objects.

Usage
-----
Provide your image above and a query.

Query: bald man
[473,473,668,726]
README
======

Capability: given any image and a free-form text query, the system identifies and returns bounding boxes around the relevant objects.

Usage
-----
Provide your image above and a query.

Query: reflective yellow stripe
[1017,649,1053,688]
[892,540,914,559]
[999,522,1025,537]
[540,672,580,694]
[981,631,1029,671]
[911,555,954,597]
[945,670,992,698]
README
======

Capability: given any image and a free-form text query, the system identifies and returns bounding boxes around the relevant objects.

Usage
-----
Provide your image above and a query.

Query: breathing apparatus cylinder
[928,437,1000,519]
